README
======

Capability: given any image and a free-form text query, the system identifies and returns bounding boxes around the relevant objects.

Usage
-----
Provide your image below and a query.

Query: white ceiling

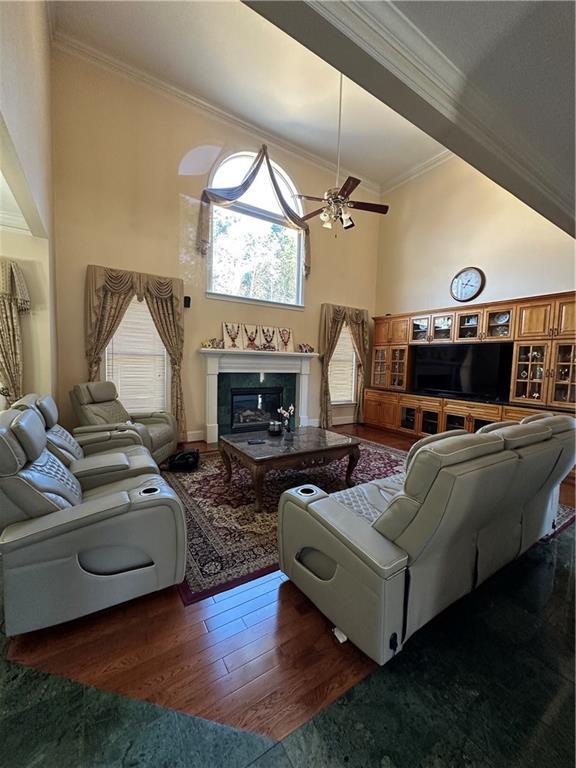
[51,0,448,192]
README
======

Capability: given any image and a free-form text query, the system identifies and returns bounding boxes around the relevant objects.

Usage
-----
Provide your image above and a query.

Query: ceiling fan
[296,73,390,231]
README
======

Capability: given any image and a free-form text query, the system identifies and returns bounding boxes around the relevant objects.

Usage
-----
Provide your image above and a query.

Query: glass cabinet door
[456,311,481,341]
[399,406,418,432]
[511,343,548,403]
[484,308,513,340]
[372,347,389,387]
[389,347,407,389]
[431,313,454,342]
[444,413,467,431]
[549,342,575,407]
[411,316,430,343]
[421,409,440,434]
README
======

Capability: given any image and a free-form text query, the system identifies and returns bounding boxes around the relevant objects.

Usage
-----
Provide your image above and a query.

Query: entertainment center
[364,290,575,438]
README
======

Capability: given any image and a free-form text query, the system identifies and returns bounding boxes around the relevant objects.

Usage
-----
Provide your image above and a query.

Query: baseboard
[186,430,205,442]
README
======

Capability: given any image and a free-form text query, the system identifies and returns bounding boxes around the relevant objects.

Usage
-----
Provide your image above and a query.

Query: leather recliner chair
[70,381,177,464]
[0,408,186,635]
[277,419,575,666]
[12,393,160,489]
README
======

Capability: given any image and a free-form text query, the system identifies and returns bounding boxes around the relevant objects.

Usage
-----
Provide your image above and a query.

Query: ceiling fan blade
[302,207,325,221]
[348,200,390,215]
[338,176,361,199]
[295,194,326,202]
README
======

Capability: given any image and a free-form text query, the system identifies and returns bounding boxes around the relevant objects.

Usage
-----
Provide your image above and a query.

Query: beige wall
[0,228,52,395]
[0,1,52,236]
[376,156,575,315]
[52,50,380,434]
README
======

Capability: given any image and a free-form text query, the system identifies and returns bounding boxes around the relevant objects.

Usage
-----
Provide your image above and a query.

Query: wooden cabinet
[554,297,576,339]
[441,400,502,432]
[454,306,514,342]
[389,316,410,344]
[430,312,454,342]
[371,345,408,390]
[482,306,514,341]
[363,391,398,429]
[548,342,576,408]
[388,346,408,390]
[410,313,454,343]
[515,300,554,340]
[371,346,389,388]
[455,309,482,341]
[373,316,409,346]
[410,315,430,344]
[398,395,442,435]
[510,342,550,404]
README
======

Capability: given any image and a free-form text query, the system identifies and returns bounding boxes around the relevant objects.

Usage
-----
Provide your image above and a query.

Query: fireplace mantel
[198,349,319,443]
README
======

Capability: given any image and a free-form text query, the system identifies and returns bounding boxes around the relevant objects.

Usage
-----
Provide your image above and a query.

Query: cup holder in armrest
[297,487,316,496]
[139,486,160,496]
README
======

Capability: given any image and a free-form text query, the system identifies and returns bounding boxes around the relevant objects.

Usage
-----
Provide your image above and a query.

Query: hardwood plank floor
[7,424,574,740]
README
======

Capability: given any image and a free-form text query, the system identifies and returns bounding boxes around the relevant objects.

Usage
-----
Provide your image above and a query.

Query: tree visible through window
[329,323,357,403]
[209,153,303,306]
[105,298,169,412]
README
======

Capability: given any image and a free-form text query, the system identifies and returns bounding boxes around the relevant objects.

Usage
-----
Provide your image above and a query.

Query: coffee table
[219,427,361,511]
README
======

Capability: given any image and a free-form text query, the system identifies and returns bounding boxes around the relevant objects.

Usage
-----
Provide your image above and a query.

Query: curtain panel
[319,303,369,428]
[0,259,31,403]
[196,144,312,277]
[85,265,187,439]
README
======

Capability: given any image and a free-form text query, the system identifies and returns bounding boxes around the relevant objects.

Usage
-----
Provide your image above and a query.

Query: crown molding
[0,211,30,232]
[307,0,573,218]
[52,32,386,194]
[381,148,452,196]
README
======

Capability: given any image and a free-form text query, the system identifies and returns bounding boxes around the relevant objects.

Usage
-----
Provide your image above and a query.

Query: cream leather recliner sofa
[13,393,159,489]
[277,417,575,665]
[0,408,186,635]
[70,381,177,464]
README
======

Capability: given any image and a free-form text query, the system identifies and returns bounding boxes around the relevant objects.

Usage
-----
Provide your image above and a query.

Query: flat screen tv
[411,342,513,402]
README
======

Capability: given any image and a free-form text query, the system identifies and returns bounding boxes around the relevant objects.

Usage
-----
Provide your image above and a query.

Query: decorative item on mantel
[277,327,294,352]
[260,326,278,352]
[278,404,295,443]
[223,321,241,349]
[200,337,224,349]
[297,343,315,353]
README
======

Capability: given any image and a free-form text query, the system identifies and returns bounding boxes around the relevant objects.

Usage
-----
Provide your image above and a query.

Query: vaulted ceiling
[51,0,448,193]
[248,0,574,236]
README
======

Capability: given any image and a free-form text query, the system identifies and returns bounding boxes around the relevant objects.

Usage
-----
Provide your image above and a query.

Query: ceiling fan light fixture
[322,219,333,230]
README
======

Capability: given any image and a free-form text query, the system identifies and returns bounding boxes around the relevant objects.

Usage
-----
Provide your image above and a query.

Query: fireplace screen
[230,387,283,432]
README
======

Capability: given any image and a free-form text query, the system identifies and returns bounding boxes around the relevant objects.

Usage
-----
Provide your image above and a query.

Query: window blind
[105,298,169,412]
[329,323,357,403]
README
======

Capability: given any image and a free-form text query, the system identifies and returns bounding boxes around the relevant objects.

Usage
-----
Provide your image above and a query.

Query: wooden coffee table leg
[220,447,232,482]
[346,445,361,487]
[251,465,266,512]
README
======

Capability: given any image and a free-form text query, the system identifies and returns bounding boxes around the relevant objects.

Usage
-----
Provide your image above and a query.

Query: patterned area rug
[163,440,407,605]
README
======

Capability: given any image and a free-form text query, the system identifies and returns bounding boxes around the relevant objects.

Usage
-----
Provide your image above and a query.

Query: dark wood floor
[8,425,574,740]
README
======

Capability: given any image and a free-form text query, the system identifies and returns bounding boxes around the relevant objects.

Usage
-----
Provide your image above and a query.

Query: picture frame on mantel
[277,327,294,352]
[242,324,261,351]
[259,326,278,351]
[223,322,242,350]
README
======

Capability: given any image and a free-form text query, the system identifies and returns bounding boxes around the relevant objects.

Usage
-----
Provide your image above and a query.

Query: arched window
[208,152,304,306]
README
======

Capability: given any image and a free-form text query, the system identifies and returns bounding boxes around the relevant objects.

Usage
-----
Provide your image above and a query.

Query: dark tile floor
[1,525,573,767]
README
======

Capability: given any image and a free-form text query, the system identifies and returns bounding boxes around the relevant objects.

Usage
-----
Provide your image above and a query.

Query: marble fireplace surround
[199,349,319,444]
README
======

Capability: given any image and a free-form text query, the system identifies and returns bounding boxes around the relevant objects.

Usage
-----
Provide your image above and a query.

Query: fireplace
[230,387,283,433]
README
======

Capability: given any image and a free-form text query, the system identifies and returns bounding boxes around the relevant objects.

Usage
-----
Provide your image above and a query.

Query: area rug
[162,440,407,605]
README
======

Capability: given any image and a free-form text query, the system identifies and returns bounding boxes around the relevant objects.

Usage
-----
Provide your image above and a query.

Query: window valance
[0,258,31,313]
[197,144,312,277]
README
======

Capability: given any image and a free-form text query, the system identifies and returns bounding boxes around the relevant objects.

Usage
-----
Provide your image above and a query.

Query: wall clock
[450,267,485,302]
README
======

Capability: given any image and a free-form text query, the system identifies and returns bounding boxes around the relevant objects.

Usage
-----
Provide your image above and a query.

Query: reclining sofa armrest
[73,423,133,434]
[130,411,176,428]
[0,492,131,552]
[75,429,145,453]
[280,486,408,579]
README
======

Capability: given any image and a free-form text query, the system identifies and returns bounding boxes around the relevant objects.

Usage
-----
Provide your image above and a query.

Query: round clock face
[450,268,485,302]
